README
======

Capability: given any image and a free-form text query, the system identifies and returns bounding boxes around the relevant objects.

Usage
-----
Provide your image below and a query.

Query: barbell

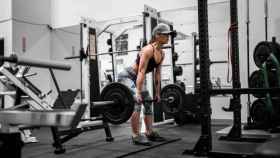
[93,82,184,125]
[64,45,173,60]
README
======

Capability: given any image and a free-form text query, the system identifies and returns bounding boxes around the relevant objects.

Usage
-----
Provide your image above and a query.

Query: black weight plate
[250,99,280,126]
[249,70,278,98]
[174,66,183,76]
[254,41,280,68]
[250,99,270,124]
[100,82,134,124]
[161,84,185,115]
[249,98,280,128]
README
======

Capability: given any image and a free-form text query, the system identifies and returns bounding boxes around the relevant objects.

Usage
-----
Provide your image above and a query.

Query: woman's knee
[134,104,142,113]
[143,103,153,115]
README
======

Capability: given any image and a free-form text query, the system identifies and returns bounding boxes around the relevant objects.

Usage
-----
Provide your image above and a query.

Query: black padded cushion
[53,89,79,109]
[255,137,280,158]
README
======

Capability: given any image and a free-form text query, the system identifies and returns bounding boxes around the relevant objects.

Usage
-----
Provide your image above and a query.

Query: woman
[118,23,171,146]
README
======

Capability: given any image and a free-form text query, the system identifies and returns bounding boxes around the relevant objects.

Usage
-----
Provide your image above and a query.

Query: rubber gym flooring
[22,120,269,158]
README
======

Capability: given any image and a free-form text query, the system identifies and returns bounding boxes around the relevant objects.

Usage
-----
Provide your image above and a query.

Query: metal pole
[197,0,212,152]
[110,33,115,82]
[49,68,66,109]
[227,0,242,139]
[246,0,252,125]
[142,12,148,46]
[80,23,84,105]
[183,0,211,156]
[170,25,177,82]
[264,0,268,41]
[192,32,198,93]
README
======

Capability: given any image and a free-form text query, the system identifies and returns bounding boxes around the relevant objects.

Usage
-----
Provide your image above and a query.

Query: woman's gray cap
[152,23,172,36]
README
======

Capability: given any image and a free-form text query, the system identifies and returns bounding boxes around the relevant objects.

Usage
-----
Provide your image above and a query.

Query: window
[115,34,128,56]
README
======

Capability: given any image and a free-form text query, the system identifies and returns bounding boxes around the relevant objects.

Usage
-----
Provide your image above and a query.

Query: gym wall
[12,0,52,95]
[50,0,198,28]
[0,0,53,106]
[0,0,13,108]
[0,0,12,55]
[50,25,80,95]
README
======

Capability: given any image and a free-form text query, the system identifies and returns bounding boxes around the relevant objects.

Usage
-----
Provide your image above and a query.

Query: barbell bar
[93,97,175,108]
[64,46,173,60]
[0,54,72,71]
[93,82,183,125]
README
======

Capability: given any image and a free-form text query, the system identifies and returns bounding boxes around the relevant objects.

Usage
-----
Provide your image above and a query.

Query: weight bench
[0,104,86,158]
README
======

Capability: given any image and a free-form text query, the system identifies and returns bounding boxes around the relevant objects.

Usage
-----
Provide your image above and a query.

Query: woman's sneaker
[132,134,152,146]
[145,131,166,142]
